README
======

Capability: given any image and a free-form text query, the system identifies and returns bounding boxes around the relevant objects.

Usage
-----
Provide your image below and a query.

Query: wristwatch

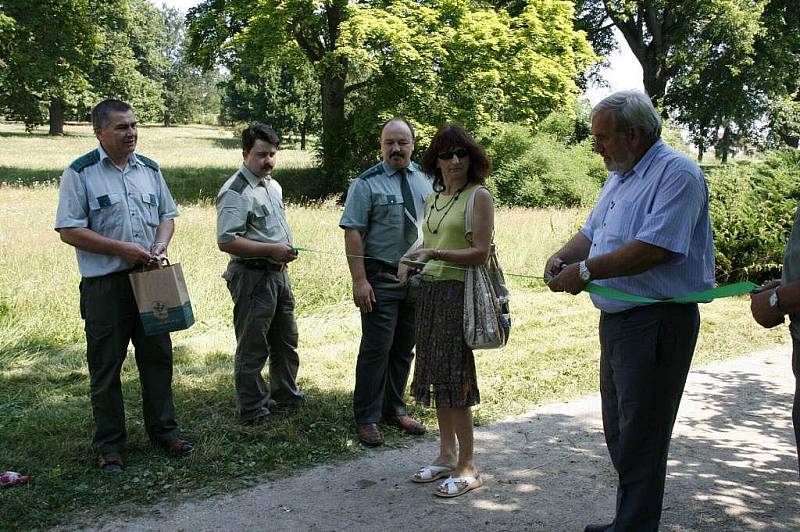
[769,288,786,315]
[578,260,592,283]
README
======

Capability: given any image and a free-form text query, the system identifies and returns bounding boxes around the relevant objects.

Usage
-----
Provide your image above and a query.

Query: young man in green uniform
[55,99,192,473]
[216,123,304,425]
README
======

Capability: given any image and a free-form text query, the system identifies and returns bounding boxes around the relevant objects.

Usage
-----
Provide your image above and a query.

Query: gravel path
[95,347,799,532]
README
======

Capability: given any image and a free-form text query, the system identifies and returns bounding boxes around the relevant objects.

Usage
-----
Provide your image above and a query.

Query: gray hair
[592,91,662,142]
[91,99,133,130]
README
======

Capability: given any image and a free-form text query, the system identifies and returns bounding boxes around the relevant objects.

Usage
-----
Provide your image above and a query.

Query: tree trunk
[48,99,65,136]
[640,52,668,107]
[319,61,348,194]
[720,126,730,164]
[300,126,307,151]
[697,142,704,162]
[608,3,673,108]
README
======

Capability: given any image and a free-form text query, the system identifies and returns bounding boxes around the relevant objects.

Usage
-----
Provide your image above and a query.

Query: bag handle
[464,185,495,245]
[135,257,170,272]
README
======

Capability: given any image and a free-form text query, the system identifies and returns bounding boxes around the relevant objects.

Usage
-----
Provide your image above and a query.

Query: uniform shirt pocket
[141,192,160,226]
[87,193,121,233]
[373,193,404,224]
[249,202,277,232]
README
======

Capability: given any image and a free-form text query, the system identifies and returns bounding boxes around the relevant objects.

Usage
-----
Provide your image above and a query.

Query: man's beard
[607,148,637,173]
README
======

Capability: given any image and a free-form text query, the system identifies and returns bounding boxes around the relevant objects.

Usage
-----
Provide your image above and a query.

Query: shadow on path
[92,348,799,532]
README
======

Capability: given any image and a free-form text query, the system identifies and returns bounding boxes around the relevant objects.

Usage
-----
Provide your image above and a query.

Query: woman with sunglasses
[402,123,494,497]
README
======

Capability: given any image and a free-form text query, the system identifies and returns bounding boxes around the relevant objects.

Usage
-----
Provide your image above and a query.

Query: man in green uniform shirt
[216,123,304,425]
[340,117,433,446]
[54,99,192,473]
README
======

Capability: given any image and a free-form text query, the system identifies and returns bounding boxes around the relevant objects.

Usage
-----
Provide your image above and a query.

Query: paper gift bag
[129,261,195,335]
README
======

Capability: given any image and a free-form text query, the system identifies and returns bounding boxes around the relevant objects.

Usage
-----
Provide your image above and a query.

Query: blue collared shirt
[339,161,433,265]
[580,139,715,313]
[54,145,179,278]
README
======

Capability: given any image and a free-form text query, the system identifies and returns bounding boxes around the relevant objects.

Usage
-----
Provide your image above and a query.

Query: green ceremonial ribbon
[291,244,759,304]
[584,281,759,304]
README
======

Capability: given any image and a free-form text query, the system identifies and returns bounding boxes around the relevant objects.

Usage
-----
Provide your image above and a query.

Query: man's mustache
[390,151,403,157]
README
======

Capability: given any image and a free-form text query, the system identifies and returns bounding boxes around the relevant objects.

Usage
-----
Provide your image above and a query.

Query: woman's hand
[401,247,437,267]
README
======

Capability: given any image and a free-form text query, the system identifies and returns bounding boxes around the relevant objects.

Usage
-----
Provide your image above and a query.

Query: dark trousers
[80,271,178,455]
[353,279,416,424]
[598,303,700,532]
[791,337,800,475]
[224,263,302,421]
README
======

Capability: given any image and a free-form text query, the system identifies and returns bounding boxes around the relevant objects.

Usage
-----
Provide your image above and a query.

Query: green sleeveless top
[420,184,481,282]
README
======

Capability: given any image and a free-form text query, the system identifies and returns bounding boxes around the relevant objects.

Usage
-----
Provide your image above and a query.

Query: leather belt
[232,259,285,271]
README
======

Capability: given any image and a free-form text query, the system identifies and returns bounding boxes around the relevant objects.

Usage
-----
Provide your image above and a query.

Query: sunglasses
[437,147,469,160]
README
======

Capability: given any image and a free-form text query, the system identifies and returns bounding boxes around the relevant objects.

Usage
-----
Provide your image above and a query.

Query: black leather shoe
[584,524,612,532]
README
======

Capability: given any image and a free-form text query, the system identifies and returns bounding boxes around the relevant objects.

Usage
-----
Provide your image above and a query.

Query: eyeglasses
[437,148,469,160]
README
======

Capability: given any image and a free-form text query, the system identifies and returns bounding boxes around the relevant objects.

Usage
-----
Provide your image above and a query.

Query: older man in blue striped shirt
[547,91,714,532]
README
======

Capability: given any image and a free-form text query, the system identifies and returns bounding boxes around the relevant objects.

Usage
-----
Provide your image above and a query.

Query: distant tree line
[1,0,798,191]
[0,0,220,134]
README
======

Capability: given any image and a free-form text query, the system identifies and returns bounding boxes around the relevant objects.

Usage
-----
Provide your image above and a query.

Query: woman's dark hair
[421,123,491,192]
[242,123,280,153]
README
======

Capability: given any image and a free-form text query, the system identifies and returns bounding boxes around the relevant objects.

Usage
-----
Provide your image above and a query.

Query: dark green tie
[399,168,417,245]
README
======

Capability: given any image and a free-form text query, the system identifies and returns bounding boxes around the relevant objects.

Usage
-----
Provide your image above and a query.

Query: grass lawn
[0,122,788,529]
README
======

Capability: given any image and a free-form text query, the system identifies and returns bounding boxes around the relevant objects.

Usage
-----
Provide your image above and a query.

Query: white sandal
[435,475,482,497]
[412,465,453,483]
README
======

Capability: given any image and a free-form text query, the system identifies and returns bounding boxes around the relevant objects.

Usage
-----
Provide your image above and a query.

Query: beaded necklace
[425,185,467,234]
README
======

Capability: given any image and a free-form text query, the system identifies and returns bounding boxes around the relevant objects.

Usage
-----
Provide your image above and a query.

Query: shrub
[478,124,605,208]
[709,149,800,283]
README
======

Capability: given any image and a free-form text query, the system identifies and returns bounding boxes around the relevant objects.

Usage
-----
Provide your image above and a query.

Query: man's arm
[218,238,297,263]
[544,232,592,281]
[58,227,153,265]
[549,240,671,295]
[751,279,800,328]
[344,228,375,313]
[150,219,175,260]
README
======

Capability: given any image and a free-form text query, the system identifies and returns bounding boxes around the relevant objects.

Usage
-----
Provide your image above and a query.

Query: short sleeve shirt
[216,164,293,261]
[782,203,800,337]
[339,161,432,265]
[580,140,715,313]
[54,145,179,278]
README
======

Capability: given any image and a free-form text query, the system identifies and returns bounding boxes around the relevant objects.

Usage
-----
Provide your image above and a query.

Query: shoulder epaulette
[136,154,160,171]
[69,149,100,173]
[228,172,249,194]
[357,163,383,181]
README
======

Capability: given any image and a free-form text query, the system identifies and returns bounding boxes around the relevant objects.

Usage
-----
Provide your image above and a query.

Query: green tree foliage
[0,0,220,133]
[767,94,800,149]
[0,0,98,134]
[186,0,595,194]
[89,0,165,123]
[580,1,800,157]
[220,61,320,149]
[709,150,800,283]
[160,5,222,125]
